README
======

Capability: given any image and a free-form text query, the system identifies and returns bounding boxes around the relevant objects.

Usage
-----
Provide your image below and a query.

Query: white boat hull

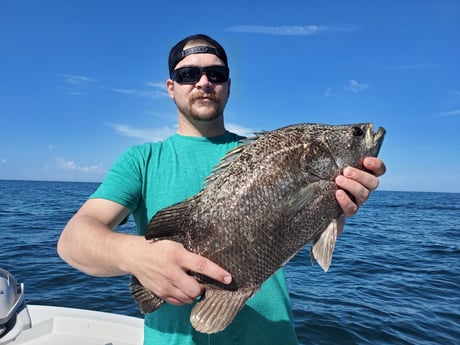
[13,305,143,345]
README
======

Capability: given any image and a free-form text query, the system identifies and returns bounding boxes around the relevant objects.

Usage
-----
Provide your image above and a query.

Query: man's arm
[57,198,132,276]
[57,198,232,306]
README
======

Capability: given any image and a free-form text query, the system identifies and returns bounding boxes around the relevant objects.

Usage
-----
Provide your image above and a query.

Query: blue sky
[1,0,459,193]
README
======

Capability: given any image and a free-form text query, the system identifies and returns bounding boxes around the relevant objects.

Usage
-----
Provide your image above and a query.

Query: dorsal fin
[203,135,259,188]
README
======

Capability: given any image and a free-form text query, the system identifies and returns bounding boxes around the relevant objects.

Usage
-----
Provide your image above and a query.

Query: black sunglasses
[170,66,229,84]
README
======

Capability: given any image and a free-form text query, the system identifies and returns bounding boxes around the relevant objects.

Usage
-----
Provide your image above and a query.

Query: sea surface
[0,179,459,344]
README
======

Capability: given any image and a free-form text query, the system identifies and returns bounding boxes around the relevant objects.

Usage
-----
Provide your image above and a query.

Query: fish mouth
[366,124,386,157]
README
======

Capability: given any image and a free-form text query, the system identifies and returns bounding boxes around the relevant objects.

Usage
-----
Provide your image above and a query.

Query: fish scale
[130,122,386,334]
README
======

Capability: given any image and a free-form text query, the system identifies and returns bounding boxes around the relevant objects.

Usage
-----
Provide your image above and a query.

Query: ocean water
[0,179,459,344]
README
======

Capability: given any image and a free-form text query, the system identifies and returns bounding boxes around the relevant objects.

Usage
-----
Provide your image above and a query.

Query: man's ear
[227,78,231,98]
[166,79,175,99]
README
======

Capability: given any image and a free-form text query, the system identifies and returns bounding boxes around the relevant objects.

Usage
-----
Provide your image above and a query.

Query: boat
[0,269,143,345]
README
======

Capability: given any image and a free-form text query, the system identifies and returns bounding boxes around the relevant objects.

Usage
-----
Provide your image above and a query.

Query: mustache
[189,92,219,102]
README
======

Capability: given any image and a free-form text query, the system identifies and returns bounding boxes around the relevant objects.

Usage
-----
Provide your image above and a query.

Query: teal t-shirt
[91,132,299,345]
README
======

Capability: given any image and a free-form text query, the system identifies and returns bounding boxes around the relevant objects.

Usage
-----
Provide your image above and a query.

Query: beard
[178,91,227,122]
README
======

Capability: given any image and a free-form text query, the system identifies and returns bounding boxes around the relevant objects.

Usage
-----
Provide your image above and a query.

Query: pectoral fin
[311,216,344,272]
[190,287,256,334]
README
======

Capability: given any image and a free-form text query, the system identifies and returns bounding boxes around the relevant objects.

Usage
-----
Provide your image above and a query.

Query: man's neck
[177,114,226,137]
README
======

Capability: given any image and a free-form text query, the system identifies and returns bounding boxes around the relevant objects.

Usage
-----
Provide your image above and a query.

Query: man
[58,34,386,344]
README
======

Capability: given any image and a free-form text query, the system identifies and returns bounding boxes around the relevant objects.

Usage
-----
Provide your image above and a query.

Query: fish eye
[352,127,364,136]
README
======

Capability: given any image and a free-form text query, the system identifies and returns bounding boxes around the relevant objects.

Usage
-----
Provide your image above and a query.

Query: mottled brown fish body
[131,123,386,333]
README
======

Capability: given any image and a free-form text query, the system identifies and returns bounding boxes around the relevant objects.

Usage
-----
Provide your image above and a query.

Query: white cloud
[61,74,96,85]
[62,160,77,170]
[79,164,106,173]
[145,81,167,89]
[226,123,257,137]
[227,24,356,36]
[109,87,167,99]
[388,64,443,70]
[435,109,460,117]
[0,157,6,164]
[59,74,169,99]
[110,88,148,96]
[147,111,174,121]
[56,157,105,173]
[344,80,369,93]
[59,74,96,96]
[110,122,257,141]
[109,82,169,99]
[109,124,177,142]
[324,88,332,97]
[449,90,460,98]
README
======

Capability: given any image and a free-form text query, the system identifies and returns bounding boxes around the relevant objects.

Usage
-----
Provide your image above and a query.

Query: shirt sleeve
[90,144,148,212]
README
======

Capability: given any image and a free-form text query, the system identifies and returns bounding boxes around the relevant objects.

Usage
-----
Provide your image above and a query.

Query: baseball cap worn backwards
[168,34,228,76]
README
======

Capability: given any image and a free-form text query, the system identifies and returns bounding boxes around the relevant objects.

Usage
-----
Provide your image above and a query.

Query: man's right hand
[127,239,232,305]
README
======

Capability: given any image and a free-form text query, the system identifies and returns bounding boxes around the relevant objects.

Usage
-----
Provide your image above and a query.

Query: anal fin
[311,215,344,272]
[190,287,255,334]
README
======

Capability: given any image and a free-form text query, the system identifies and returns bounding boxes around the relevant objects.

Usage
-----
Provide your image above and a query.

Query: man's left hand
[335,157,386,217]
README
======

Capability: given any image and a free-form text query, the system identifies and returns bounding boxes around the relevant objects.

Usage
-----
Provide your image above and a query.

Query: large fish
[131,123,386,334]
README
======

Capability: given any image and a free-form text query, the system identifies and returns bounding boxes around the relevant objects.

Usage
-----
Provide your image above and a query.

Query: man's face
[167,47,230,123]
